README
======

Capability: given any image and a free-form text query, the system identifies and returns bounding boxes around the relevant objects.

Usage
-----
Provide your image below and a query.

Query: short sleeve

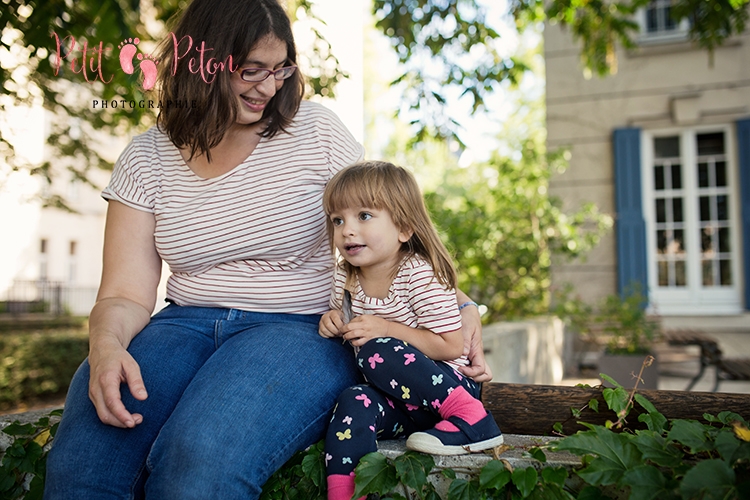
[308,103,364,177]
[101,132,156,213]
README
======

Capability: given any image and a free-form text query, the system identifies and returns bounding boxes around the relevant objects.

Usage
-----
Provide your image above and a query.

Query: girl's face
[329,206,412,276]
[230,35,288,126]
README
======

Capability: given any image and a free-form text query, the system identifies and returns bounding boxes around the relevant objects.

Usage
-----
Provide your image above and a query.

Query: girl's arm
[341,316,464,361]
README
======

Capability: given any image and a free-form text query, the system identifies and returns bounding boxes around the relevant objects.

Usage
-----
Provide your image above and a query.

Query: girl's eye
[359,212,372,221]
[331,217,343,226]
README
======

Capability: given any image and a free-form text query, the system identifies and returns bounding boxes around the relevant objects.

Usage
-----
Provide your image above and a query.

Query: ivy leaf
[393,451,434,493]
[555,426,641,486]
[714,429,750,463]
[667,420,714,454]
[479,460,511,490]
[2,423,34,437]
[631,431,682,468]
[588,399,599,413]
[300,451,325,488]
[447,478,480,500]
[528,447,547,463]
[541,466,568,487]
[602,386,630,418]
[621,464,669,500]
[512,466,538,497]
[576,485,612,500]
[680,459,736,500]
[353,452,398,498]
[442,468,457,480]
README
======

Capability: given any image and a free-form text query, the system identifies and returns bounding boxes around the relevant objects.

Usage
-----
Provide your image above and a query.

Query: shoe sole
[405,432,505,456]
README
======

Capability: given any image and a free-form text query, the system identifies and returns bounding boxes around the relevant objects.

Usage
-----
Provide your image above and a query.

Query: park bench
[664,329,750,392]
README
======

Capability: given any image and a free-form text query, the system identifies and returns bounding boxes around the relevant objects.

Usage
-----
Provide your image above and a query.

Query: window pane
[698,163,709,187]
[671,163,682,189]
[717,195,728,220]
[664,6,676,29]
[673,229,685,254]
[702,260,713,286]
[654,166,665,190]
[657,230,667,253]
[718,227,731,253]
[697,132,725,156]
[720,260,732,286]
[716,161,727,187]
[675,261,686,286]
[655,136,679,158]
[656,199,666,223]
[672,198,683,222]
[701,227,713,253]
[658,261,669,286]
[647,6,658,32]
[699,196,710,221]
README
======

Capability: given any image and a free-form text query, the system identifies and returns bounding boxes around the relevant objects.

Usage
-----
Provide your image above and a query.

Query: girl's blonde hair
[322,160,457,291]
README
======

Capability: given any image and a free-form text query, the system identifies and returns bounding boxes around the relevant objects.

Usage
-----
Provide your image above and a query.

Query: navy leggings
[324,337,481,476]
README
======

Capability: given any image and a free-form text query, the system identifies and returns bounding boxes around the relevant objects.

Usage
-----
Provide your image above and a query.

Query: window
[642,127,742,314]
[638,0,690,43]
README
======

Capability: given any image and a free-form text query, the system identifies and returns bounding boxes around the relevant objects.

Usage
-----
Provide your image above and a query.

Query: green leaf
[602,387,630,417]
[680,459,736,500]
[393,451,434,493]
[588,399,599,413]
[512,466,538,498]
[553,422,564,434]
[620,464,668,500]
[667,420,714,454]
[478,460,511,491]
[599,374,621,388]
[528,447,547,463]
[447,478,480,500]
[2,422,34,437]
[300,451,325,488]
[555,426,641,486]
[631,431,682,468]
[541,467,568,487]
[633,394,657,414]
[637,410,668,434]
[576,486,611,500]
[353,452,398,498]
[442,467,457,479]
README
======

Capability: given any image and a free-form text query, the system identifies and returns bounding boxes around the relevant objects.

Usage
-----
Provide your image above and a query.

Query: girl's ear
[398,227,414,243]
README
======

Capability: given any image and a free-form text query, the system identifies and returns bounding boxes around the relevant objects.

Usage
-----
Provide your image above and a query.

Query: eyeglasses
[239,66,297,82]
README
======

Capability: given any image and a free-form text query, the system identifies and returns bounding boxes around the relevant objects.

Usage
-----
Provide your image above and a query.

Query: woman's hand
[319,310,345,338]
[87,333,148,428]
[457,300,493,383]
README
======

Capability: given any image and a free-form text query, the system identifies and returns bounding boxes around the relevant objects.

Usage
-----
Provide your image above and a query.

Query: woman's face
[231,35,289,126]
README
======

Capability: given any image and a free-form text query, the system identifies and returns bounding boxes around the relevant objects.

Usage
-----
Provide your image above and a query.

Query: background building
[546,1,750,332]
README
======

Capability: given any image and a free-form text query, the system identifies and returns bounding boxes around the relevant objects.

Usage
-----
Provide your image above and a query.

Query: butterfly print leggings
[324,337,481,476]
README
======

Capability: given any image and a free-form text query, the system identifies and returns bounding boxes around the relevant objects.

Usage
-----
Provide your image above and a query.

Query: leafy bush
[0,329,88,410]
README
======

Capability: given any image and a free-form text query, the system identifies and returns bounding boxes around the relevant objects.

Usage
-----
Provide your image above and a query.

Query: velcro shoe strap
[446,415,484,442]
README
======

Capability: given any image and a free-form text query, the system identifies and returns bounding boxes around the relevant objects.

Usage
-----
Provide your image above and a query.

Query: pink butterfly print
[431,399,441,410]
[355,394,372,407]
[404,353,416,365]
[368,353,384,369]
[386,398,395,409]
[405,403,420,411]
[369,425,376,432]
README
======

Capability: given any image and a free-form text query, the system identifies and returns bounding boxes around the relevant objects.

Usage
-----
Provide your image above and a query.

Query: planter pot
[598,352,659,389]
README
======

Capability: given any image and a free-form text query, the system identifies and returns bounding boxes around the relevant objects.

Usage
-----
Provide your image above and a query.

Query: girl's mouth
[344,244,365,254]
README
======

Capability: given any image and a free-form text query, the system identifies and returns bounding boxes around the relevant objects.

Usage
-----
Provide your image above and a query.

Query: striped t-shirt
[329,255,468,368]
[102,101,364,314]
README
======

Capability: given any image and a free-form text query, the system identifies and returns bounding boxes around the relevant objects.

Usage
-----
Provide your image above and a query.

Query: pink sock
[434,386,488,432]
[327,473,365,500]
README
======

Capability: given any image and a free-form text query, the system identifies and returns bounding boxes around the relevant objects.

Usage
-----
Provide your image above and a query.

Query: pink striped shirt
[102,101,364,314]
[330,255,468,368]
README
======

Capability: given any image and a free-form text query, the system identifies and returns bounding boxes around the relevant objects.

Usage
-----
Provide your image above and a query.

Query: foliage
[0,329,88,410]
[0,0,345,207]
[422,100,612,322]
[0,410,61,500]
[556,285,661,355]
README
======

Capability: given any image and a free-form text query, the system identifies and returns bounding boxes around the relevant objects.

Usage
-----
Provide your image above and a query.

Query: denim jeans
[44,304,359,500]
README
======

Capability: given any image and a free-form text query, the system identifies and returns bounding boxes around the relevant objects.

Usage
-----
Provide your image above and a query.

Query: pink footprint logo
[117,37,158,91]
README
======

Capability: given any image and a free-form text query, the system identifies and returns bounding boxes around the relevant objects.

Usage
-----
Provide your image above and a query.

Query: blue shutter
[613,128,648,299]
[737,118,750,310]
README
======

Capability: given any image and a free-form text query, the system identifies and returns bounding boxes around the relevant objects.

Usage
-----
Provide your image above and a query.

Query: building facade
[545,3,750,331]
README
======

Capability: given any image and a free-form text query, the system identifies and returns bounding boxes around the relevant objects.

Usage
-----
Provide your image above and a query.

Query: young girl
[319,160,503,500]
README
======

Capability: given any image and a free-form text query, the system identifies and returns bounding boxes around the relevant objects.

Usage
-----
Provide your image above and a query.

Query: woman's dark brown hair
[155,0,304,161]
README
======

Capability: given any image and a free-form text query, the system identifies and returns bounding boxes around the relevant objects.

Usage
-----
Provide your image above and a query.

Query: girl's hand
[458,303,493,383]
[319,310,345,338]
[342,315,390,347]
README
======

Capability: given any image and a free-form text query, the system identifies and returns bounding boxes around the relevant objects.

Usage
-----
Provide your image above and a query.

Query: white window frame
[636,0,691,45]
[642,125,743,315]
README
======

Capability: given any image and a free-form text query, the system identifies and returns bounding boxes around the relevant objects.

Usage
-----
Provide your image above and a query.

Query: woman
[44,1,491,499]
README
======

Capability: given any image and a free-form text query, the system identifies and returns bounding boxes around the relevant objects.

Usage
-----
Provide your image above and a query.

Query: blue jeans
[44,304,359,500]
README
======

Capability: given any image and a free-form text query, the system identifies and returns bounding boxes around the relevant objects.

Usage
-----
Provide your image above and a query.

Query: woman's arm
[455,289,493,382]
[87,201,162,428]
[342,316,464,361]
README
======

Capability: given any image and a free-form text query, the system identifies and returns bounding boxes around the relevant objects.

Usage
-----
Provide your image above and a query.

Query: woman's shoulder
[293,100,345,126]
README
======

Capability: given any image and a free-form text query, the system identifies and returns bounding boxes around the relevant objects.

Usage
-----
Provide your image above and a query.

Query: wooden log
[480,382,750,436]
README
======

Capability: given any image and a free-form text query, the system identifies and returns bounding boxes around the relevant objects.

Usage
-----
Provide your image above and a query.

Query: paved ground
[562,331,750,395]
